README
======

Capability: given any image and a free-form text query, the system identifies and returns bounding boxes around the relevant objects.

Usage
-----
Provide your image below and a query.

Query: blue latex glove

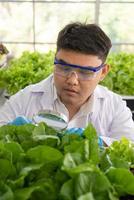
[65,128,103,147]
[8,116,32,126]
[98,137,104,147]
[65,127,84,136]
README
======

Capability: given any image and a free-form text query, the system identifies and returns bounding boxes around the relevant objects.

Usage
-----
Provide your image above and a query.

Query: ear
[100,64,110,81]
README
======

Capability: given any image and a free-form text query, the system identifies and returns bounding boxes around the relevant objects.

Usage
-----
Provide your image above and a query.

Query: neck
[65,104,80,121]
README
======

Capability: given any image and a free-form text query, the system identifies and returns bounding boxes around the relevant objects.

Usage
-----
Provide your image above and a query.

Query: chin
[61,96,76,106]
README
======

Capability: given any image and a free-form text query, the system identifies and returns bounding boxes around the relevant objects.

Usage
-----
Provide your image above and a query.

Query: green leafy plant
[102,52,134,95]
[0,51,54,95]
[0,123,134,199]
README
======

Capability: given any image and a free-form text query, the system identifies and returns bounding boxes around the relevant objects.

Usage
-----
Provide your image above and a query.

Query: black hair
[56,22,112,62]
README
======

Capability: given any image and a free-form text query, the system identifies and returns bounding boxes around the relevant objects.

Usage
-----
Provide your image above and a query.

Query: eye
[56,64,69,70]
[62,65,71,71]
[56,64,64,70]
[79,69,94,76]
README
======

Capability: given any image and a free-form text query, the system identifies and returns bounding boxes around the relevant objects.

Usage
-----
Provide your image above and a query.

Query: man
[0,22,134,145]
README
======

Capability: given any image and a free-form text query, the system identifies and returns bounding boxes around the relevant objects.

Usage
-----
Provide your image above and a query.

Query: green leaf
[0,181,14,200]
[20,163,43,176]
[62,152,84,171]
[4,142,24,163]
[26,145,63,164]
[33,122,58,136]
[74,170,113,199]
[14,186,40,200]
[78,192,95,200]
[0,159,15,180]
[62,162,97,178]
[7,175,25,190]
[106,167,134,196]
[60,179,74,200]
[83,124,99,165]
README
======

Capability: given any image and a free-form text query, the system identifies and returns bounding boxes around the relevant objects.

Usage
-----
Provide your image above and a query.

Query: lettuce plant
[0,123,134,199]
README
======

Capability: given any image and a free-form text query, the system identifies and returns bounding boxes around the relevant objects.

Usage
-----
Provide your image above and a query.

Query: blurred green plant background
[102,53,134,95]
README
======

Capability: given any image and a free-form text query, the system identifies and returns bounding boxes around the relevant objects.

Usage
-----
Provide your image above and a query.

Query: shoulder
[9,74,53,102]
[94,85,126,112]
[95,85,123,102]
[22,74,53,94]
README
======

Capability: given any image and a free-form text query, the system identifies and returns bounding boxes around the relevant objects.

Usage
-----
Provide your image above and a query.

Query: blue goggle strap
[54,58,104,72]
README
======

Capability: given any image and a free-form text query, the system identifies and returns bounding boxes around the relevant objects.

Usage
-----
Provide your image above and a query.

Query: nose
[66,71,79,85]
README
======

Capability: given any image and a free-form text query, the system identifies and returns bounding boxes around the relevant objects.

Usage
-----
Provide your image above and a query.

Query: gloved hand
[8,116,32,126]
[65,128,104,147]
[98,136,104,147]
[65,127,84,136]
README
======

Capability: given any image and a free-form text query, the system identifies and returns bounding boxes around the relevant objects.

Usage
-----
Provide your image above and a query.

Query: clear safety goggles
[54,58,104,81]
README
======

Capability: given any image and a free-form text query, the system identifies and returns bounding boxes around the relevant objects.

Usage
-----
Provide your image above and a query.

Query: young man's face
[54,49,109,108]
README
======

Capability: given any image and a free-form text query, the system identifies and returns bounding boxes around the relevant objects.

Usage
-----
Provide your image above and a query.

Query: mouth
[63,88,79,95]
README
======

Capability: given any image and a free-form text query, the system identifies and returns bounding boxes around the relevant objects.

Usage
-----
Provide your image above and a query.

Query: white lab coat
[0,74,134,145]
